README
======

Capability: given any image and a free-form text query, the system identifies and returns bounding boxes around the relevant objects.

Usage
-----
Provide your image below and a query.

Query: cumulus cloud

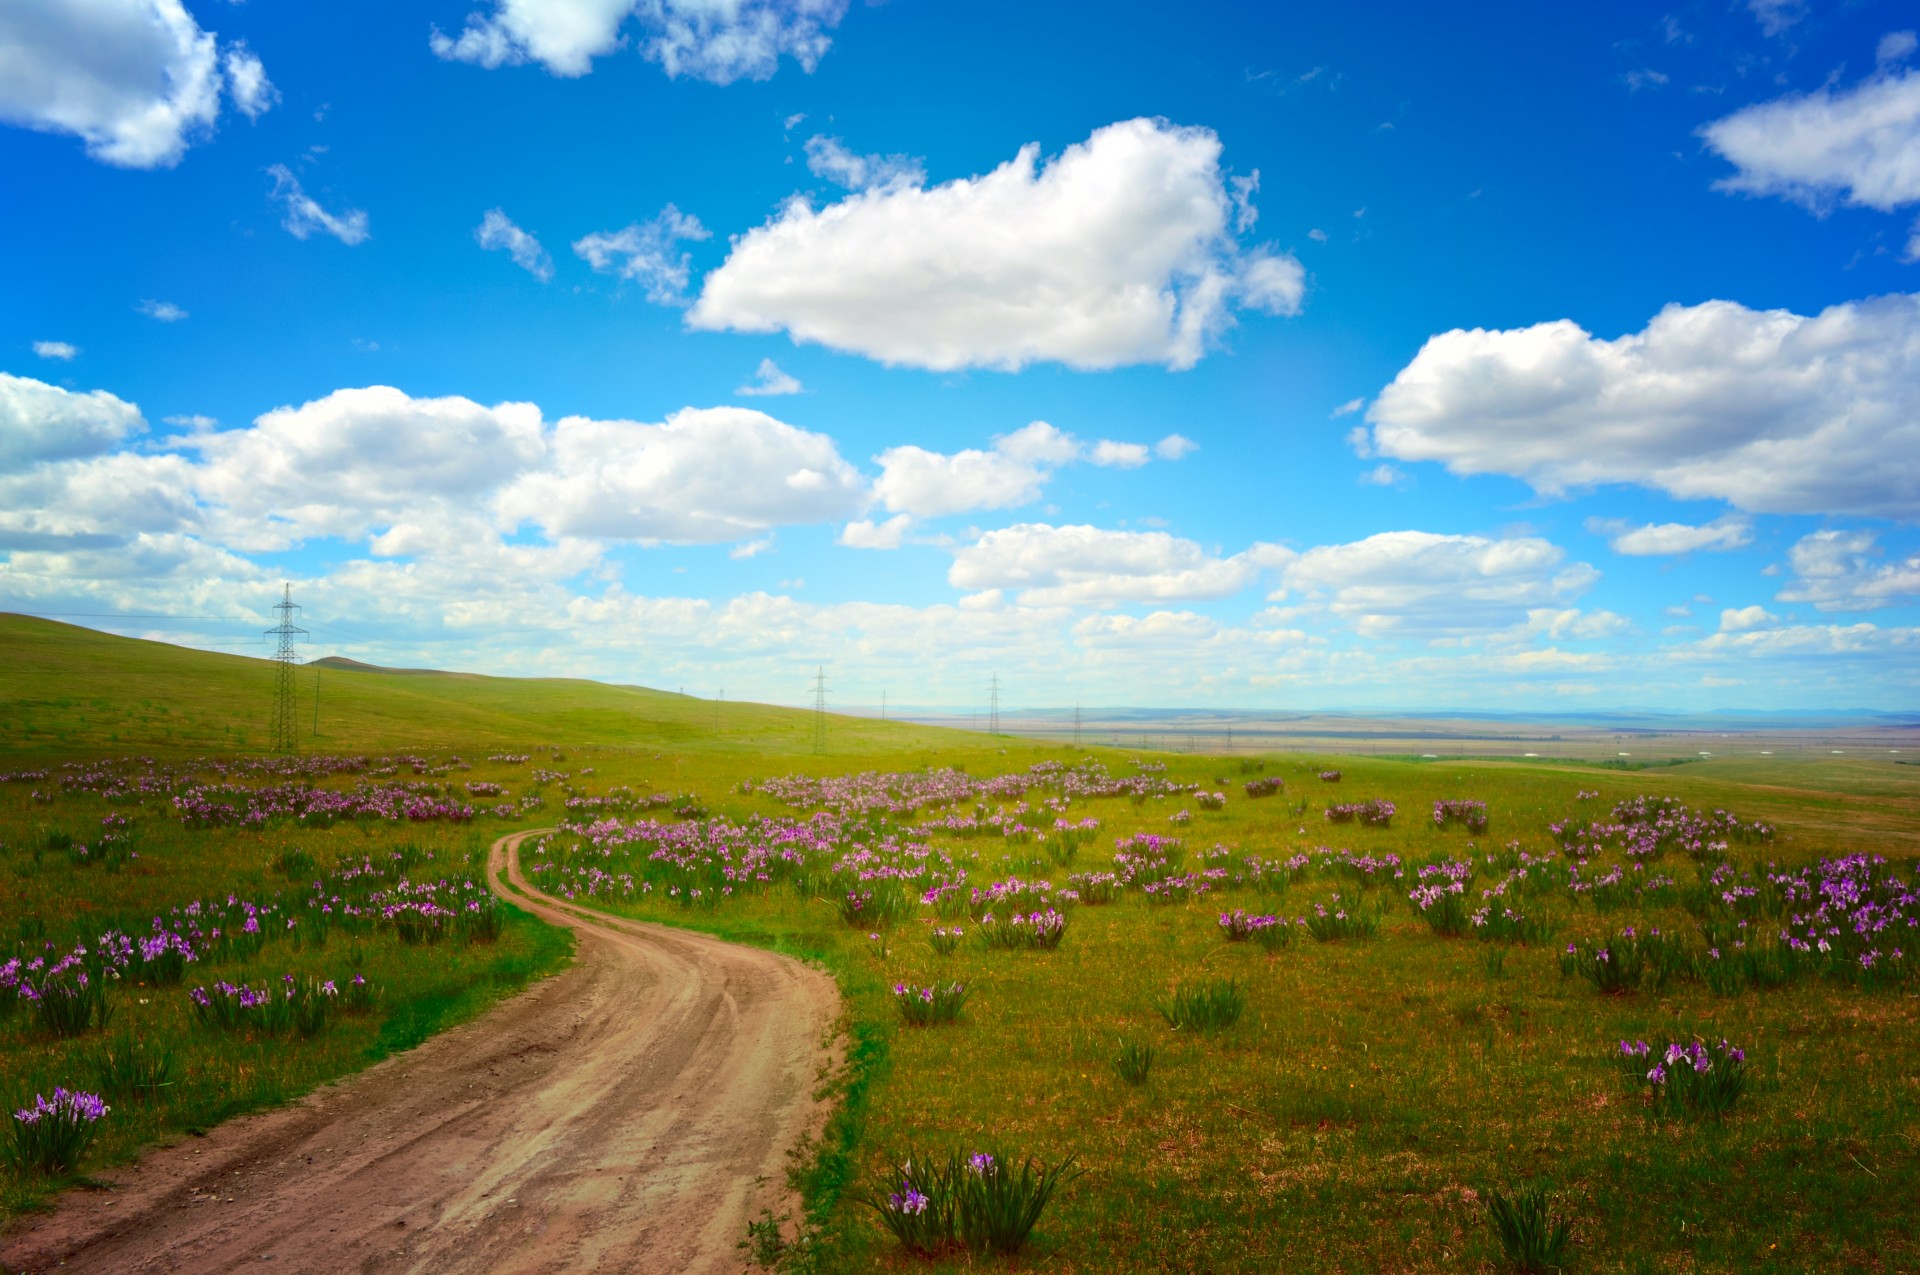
[838,514,911,550]
[1592,516,1752,556]
[136,299,187,322]
[189,386,548,548]
[1363,294,1920,518]
[573,205,709,304]
[1088,440,1150,468]
[948,523,1289,607]
[1154,433,1199,460]
[498,406,865,543]
[267,165,370,245]
[32,341,77,361]
[736,358,803,396]
[690,117,1304,371]
[430,0,847,84]
[475,208,554,281]
[804,135,923,190]
[872,421,1082,519]
[0,373,146,469]
[1775,529,1920,611]
[1720,604,1778,632]
[0,0,245,168]
[1701,66,1920,236]
[1277,531,1598,637]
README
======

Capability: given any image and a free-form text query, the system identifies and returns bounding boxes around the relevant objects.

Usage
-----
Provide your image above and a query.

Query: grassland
[2,614,1917,1272]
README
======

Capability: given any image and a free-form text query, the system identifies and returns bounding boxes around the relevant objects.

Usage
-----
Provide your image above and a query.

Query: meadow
[1,615,1916,1272]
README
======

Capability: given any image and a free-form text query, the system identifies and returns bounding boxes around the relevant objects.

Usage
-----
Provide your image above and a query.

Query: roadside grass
[0,797,572,1217]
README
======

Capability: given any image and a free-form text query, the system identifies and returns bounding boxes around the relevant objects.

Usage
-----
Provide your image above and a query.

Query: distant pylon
[264,583,307,754]
[989,673,1000,736]
[1073,703,1082,748]
[810,666,829,754]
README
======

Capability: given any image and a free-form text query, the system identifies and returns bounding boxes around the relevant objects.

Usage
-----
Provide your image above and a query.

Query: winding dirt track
[1,829,840,1274]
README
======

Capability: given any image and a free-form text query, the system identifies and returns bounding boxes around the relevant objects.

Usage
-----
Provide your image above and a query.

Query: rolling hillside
[0,615,952,757]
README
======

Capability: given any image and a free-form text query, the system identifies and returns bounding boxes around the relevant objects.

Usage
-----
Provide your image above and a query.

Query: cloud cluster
[1363,294,1920,518]
[0,373,145,467]
[431,0,846,84]
[866,421,1194,527]
[948,523,1290,607]
[1775,529,1920,612]
[1277,531,1599,637]
[690,118,1304,371]
[0,0,273,168]
[0,375,872,565]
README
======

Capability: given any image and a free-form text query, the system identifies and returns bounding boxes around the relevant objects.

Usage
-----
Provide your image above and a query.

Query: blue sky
[3,0,1919,712]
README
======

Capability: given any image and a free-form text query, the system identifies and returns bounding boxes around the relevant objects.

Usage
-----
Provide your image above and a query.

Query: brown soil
[0,829,841,1274]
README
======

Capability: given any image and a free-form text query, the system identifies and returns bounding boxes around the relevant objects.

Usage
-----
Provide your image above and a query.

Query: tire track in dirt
[1,828,841,1274]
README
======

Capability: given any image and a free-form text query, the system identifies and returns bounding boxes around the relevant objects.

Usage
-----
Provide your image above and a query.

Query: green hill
[0,614,954,757]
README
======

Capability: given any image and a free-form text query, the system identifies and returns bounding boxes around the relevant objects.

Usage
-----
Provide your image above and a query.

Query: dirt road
[1,829,841,1274]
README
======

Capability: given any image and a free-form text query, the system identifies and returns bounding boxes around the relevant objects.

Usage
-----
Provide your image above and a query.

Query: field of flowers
[525,750,1919,1273]
[4,731,1917,1272]
[0,750,574,1216]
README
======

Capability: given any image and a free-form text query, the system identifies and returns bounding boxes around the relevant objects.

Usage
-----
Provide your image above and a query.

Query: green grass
[3,616,1918,1270]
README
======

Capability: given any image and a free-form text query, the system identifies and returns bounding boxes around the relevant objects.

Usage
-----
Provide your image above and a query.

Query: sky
[3,0,1919,714]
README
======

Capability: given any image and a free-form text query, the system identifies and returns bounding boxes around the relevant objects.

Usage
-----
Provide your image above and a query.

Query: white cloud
[1593,516,1753,556]
[838,514,911,550]
[1358,464,1406,487]
[1701,68,1920,219]
[32,341,77,361]
[190,386,548,548]
[136,299,187,322]
[948,523,1288,607]
[475,208,554,282]
[736,358,803,397]
[1720,604,1778,632]
[498,405,865,543]
[1307,228,1328,242]
[1520,608,1632,640]
[803,135,923,190]
[690,117,1305,371]
[267,165,370,245]
[1364,294,1920,518]
[1088,440,1150,468]
[1775,529,1920,611]
[1882,31,1918,67]
[1277,531,1598,637]
[430,0,847,85]
[1154,433,1198,460]
[223,42,276,119]
[573,205,709,304]
[1746,0,1806,38]
[0,0,236,168]
[730,534,775,560]
[872,421,1080,519]
[1331,397,1365,417]
[0,373,145,468]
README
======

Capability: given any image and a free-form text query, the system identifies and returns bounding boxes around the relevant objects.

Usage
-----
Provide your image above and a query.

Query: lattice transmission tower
[265,583,308,754]
[810,666,829,754]
[1073,703,1082,748]
[988,673,1001,736]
